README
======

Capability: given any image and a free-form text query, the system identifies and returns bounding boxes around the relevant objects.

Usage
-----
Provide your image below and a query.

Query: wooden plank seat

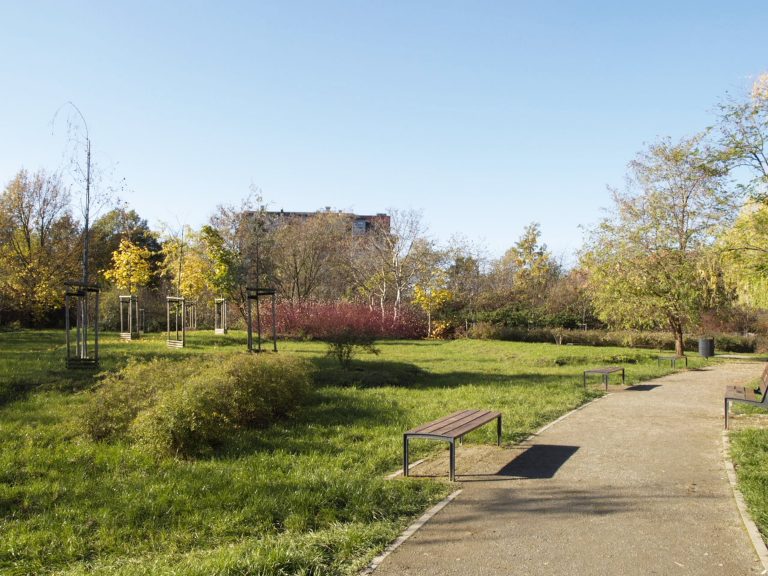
[583,366,625,390]
[725,364,768,429]
[403,409,502,482]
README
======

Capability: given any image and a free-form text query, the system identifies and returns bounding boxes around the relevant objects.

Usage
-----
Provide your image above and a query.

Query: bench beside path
[374,362,766,576]
[404,409,502,482]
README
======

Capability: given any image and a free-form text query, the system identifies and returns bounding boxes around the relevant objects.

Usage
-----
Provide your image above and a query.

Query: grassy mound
[83,353,312,456]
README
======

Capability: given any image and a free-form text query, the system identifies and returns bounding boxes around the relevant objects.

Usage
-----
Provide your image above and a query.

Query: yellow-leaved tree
[104,239,152,294]
[412,270,453,338]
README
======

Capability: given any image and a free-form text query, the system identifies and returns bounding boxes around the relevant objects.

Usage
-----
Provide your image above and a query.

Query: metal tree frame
[214,298,228,334]
[246,287,277,352]
[119,295,140,340]
[185,300,197,331]
[65,282,100,368]
[166,296,186,348]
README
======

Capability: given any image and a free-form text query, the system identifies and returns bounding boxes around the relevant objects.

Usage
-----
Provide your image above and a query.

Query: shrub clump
[83,353,312,457]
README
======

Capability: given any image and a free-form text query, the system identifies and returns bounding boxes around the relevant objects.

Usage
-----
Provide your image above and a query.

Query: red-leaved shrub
[267,300,426,341]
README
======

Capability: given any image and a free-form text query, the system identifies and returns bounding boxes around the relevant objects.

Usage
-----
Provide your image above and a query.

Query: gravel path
[372,362,766,576]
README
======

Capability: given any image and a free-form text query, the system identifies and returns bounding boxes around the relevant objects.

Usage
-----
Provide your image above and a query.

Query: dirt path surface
[372,362,766,576]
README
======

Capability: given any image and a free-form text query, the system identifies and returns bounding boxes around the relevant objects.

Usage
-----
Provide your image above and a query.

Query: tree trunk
[671,319,685,356]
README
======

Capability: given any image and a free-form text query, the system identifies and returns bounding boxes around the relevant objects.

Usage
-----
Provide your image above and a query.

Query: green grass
[0,330,699,575]
[730,428,768,540]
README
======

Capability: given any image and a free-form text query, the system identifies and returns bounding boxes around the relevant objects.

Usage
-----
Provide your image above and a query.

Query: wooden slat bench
[725,364,768,429]
[657,355,688,368]
[403,409,502,482]
[583,366,625,390]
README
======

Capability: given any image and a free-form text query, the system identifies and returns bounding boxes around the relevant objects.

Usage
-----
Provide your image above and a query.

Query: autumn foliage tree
[0,169,79,324]
[583,134,737,355]
[103,239,153,294]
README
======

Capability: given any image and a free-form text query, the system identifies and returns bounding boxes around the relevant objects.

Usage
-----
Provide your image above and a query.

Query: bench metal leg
[724,399,730,430]
[403,435,410,476]
[449,439,456,482]
[497,415,502,446]
[603,374,609,390]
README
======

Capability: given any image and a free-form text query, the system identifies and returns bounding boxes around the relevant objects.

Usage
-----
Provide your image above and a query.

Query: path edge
[722,430,768,572]
[365,393,606,574]
[358,489,462,575]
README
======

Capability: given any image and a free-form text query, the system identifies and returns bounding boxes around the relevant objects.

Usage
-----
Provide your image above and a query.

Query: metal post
[403,436,409,477]
[449,440,456,482]
[94,291,99,364]
[272,292,277,352]
[256,292,262,352]
[247,295,253,352]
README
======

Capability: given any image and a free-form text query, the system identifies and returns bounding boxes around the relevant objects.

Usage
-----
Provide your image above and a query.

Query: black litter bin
[698,337,715,358]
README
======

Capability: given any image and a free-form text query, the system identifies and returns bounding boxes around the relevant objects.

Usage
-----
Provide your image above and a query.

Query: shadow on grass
[221,390,409,458]
[310,357,585,391]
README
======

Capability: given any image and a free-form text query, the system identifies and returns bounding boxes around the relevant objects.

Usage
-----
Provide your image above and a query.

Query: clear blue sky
[1,1,766,261]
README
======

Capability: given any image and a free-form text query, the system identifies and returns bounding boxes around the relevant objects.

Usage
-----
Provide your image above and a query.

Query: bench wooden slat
[441,411,501,439]
[406,409,479,436]
[410,410,500,439]
[584,367,623,375]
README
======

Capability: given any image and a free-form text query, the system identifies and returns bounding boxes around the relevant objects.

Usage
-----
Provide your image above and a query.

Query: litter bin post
[698,337,715,358]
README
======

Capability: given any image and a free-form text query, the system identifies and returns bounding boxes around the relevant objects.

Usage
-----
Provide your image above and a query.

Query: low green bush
[83,358,205,440]
[84,353,312,456]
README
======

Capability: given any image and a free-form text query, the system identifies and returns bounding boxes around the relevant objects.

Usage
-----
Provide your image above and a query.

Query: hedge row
[467,323,758,353]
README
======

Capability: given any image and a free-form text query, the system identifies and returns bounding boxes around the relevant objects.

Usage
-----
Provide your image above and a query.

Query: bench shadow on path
[456,444,579,483]
[624,384,661,392]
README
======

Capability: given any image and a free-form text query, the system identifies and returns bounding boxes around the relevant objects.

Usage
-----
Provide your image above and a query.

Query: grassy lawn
[730,428,768,541]
[0,330,698,575]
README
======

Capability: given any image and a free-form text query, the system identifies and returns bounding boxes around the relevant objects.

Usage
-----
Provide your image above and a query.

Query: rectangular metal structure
[246,287,277,352]
[214,298,227,334]
[64,281,100,369]
[166,296,186,348]
[119,295,140,340]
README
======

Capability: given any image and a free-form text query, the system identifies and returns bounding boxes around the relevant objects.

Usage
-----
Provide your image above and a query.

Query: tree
[271,211,353,302]
[160,227,209,300]
[497,223,559,304]
[91,207,160,282]
[0,169,79,324]
[352,209,427,319]
[717,72,768,200]
[413,271,453,337]
[443,236,486,328]
[582,134,737,355]
[718,200,768,308]
[103,239,153,294]
[546,268,597,329]
[199,224,240,298]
